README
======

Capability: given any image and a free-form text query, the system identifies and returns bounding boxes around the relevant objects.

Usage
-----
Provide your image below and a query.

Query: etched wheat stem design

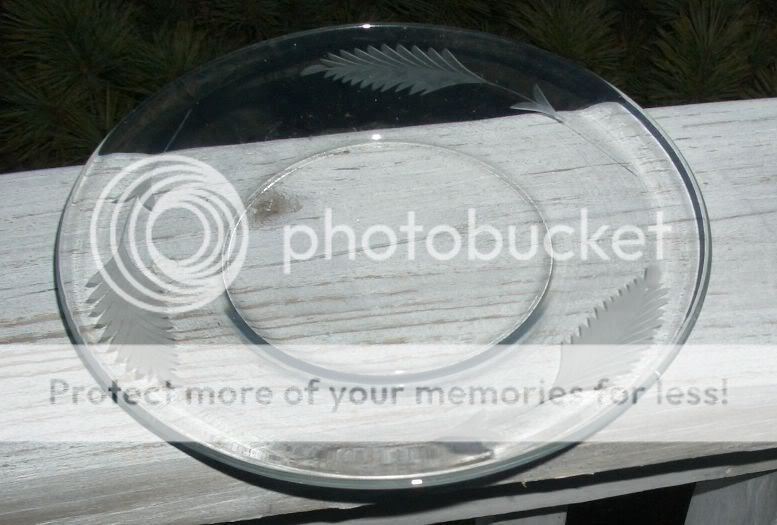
[553,266,668,392]
[303,44,645,177]
[87,191,177,383]
[302,44,559,117]
[441,267,668,444]
[303,44,485,95]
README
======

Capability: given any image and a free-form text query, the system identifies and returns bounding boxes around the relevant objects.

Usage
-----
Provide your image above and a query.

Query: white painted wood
[1,98,777,523]
[685,470,777,525]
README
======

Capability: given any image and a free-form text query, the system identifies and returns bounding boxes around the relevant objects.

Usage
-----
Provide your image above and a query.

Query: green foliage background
[1,0,775,172]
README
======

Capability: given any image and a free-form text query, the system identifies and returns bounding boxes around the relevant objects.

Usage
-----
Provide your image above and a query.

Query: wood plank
[276,454,777,525]
[1,99,777,523]
[685,470,777,525]
[477,508,566,525]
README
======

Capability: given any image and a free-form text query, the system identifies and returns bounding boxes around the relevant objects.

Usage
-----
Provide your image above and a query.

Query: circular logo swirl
[90,154,248,314]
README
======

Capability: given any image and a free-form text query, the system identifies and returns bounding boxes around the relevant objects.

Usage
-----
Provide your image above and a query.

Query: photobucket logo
[89,155,248,314]
[282,208,670,273]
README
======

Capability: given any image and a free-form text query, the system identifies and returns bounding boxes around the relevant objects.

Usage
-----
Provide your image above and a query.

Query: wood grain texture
[685,470,777,525]
[302,458,777,525]
[1,99,777,524]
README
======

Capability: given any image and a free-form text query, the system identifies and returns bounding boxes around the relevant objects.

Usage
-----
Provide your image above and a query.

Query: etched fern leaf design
[302,44,486,96]
[553,266,668,392]
[87,224,177,382]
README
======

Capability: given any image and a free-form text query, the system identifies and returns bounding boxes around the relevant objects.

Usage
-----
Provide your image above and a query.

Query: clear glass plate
[56,23,710,489]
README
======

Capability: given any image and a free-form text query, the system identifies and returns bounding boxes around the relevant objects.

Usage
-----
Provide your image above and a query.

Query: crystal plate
[56,24,710,489]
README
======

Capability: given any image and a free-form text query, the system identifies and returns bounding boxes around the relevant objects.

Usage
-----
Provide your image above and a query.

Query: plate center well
[226,141,551,376]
